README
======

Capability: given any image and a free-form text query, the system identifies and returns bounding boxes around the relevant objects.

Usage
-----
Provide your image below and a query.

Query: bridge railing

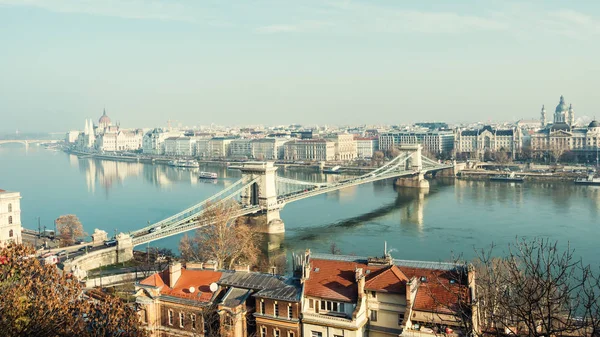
[132,205,262,245]
[132,177,259,237]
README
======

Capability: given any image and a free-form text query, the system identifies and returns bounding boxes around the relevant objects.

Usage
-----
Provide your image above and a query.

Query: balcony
[302,311,365,330]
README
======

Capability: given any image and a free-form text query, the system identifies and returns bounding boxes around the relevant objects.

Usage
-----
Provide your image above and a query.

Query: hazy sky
[2,0,600,133]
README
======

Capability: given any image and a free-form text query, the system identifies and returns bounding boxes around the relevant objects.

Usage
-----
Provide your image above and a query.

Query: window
[288,332,295,337]
[288,305,293,319]
[371,291,377,298]
[191,314,196,330]
[370,310,378,322]
[309,299,314,309]
[179,312,184,327]
[398,313,405,325]
[274,329,280,337]
[260,300,265,314]
[260,326,267,337]
[320,301,326,310]
[7,203,12,212]
[9,230,13,238]
[8,216,12,224]
[224,314,233,330]
[274,303,279,317]
[168,310,173,325]
[311,332,323,337]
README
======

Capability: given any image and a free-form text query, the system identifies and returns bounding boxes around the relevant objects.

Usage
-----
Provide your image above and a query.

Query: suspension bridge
[129,145,453,246]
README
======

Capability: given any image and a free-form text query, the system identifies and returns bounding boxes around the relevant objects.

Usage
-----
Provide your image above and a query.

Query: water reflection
[283,183,442,248]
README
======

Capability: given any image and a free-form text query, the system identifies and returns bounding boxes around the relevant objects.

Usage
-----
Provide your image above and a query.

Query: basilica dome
[589,120,599,128]
[555,95,568,113]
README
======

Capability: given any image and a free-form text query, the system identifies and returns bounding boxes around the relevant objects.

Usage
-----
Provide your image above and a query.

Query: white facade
[455,125,521,159]
[326,133,357,161]
[252,138,289,160]
[142,129,183,155]
[284,140,335,162]
[65,131,80,144]
[0,189,22,247]
[164,137,196,156]
[378,130,455,155]
[195,138,210,158]
[97,129,143,152]
[356,138,378,159]
[228,139,253,159]
[209,138,233,158]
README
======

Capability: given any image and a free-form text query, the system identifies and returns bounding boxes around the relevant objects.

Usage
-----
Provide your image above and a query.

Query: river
[1,144,599,267]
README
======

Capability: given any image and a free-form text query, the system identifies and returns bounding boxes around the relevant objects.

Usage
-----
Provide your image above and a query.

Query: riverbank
[458,169,583,182]
[64,148,374,174]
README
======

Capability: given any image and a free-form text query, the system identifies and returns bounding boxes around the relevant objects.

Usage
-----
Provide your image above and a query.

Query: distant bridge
[0,139,60,147]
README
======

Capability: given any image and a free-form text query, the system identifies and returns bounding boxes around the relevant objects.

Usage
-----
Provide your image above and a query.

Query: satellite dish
[209,283,218,292]
[189,286,195,294]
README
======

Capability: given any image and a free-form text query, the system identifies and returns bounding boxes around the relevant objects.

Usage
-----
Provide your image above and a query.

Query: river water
[1,145,599,267]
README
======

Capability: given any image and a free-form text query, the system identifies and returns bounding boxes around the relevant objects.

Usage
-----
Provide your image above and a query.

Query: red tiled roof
[140,268,222,303]
[364,265,408,294]
[0,189,5,192]
[404,268,470,314]
[304,259,384,303]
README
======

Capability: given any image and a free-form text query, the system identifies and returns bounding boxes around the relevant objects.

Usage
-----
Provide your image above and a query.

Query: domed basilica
[532,96,600,161]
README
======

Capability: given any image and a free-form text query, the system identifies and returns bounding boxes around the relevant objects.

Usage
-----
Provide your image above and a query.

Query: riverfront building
[251,138,290,160]
[355,137,379,159]
[325,133,358,161]
[454,125,522,160]
[0,189,22,247]
[530,96,600,161]
[378,130,455,156]
[283,139,336,162]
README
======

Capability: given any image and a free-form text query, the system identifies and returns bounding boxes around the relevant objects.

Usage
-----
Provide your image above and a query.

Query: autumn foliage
[0,244,146,337]
[56,214,87,246]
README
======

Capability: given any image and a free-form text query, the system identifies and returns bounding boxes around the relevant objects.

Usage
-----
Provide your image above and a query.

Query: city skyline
[2,0,600,133]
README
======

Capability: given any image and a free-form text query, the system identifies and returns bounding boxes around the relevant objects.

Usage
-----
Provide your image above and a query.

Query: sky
[1,0,600,133]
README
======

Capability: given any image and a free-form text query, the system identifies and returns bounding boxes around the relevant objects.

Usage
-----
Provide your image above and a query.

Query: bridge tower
[395,145,429,189]
[239,162,285,234]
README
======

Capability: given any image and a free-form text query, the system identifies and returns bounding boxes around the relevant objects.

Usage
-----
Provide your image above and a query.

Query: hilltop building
[0,189,22,247]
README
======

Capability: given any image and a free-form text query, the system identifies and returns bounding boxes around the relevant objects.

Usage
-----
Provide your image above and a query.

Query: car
[149,226,161,233]
[104,240,117,247]
[78,246,88,252]
[57,250,67,256]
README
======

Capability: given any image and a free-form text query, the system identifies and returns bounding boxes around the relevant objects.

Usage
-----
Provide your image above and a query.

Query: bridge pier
[395,172,430,189]
[244,210,285,234]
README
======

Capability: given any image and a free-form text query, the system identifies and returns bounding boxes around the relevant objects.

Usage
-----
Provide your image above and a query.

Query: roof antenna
[384,241,387,257]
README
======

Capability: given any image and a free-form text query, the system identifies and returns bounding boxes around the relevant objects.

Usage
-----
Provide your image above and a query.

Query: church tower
[568,104,575,126]
[540,105,546,127]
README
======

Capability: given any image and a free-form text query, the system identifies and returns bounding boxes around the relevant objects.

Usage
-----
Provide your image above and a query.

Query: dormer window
[420,276,427,282]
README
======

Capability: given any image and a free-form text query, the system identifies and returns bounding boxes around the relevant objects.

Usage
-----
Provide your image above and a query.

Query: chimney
[203,260,218,271]
[302,249,311,281]
[355,268,365,295]
[233,264,250,273]
[168,262,182,288]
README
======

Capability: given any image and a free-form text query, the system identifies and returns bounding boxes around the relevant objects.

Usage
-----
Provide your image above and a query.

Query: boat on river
[199,172,218,179]
[574,174,600,186]
[490,172,525,182]
[168,159,199,168]
[323,165,341,174]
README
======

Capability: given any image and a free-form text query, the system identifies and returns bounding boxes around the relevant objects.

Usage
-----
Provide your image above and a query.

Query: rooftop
[219,271,301,302]
[139,268,222,303]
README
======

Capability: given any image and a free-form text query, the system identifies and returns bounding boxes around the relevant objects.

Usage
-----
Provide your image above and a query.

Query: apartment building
[283,140,335,162]
[0,189,22,247]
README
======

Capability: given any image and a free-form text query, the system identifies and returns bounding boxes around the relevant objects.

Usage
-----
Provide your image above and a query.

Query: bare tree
[56,214,87,246]
[427,238,600,337]
[329,242,342,255]
[179,200,260,270]
[371,151,385,167]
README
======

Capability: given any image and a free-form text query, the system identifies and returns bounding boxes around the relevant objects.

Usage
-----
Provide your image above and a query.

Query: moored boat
[574,174,600,185]
[490,172,525,182]
[199,172,218,179]
[168,159,199,168]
